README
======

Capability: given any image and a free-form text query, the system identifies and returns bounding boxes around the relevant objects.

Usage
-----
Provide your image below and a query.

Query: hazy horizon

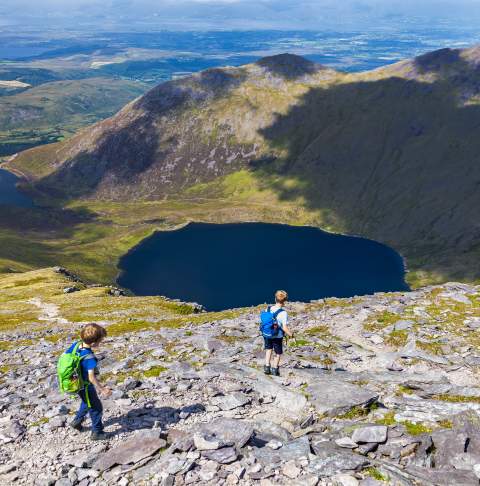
[2,0,480,32]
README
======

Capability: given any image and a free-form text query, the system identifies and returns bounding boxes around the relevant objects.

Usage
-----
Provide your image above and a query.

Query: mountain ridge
[4,46,480,286]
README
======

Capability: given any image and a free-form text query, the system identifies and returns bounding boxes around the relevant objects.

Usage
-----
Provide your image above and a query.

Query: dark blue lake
[118,222,409,311]
[0,169,33,207]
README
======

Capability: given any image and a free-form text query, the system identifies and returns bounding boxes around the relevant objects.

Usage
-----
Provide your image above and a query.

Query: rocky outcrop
[0,272,480,485]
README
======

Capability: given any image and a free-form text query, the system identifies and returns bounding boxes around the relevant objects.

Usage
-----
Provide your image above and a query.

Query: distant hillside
[0,78,146,156]
[7,47,480,286]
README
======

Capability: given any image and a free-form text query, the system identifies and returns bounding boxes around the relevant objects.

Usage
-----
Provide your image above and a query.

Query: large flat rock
[206,364,308,423]
[195,418,254,449]
[308,441,369,477]
[92,432,166,471]
[252,436,310,466]
[298,369,379,416]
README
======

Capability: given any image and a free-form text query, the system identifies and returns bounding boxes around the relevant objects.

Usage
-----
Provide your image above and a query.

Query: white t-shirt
[270,304,288,333]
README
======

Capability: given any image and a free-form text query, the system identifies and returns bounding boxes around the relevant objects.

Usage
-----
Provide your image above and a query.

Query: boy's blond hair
[80,323,107,345]
[275,290,288,304]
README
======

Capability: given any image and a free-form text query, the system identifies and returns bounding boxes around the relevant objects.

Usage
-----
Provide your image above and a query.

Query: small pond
[118,222,409,311]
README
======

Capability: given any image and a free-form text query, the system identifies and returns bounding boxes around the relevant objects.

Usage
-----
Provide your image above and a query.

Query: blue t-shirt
[66,342,97,381]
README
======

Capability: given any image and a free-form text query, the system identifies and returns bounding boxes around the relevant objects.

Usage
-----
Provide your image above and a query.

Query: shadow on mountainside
[35,68,248,199]
[252,49,480,282]
[256,54,327,80]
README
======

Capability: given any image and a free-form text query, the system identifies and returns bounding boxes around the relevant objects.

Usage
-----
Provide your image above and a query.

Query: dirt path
[28,297,69,325]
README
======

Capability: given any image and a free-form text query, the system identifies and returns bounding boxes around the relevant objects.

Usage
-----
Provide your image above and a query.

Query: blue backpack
[260,306,285,338]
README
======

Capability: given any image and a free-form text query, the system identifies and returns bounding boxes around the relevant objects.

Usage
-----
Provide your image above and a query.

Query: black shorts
[264,337,283,355]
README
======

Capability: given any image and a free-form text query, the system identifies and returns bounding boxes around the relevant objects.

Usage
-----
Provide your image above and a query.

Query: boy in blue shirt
[68,323,111,440]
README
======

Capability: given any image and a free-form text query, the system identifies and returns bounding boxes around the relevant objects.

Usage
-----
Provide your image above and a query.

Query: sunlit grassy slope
[0,267,244,337]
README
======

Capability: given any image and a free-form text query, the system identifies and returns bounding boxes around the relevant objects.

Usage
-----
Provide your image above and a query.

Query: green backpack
[57,342,89,395]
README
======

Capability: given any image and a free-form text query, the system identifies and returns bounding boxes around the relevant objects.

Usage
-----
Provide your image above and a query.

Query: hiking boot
[271,367,280,376]
[264,365,271,375]
[70,419,84,432]
[91,431,108,441]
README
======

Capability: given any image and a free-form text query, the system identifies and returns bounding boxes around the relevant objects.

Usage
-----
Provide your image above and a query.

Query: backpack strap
[71,341,81,355]
[272,308,285,320]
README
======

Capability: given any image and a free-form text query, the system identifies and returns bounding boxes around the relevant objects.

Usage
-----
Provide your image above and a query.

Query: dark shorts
[264,337,283,355]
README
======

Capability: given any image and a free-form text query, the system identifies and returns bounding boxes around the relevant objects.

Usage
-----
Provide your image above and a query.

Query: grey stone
[92,432,166,471]
[193,433,224,450]
[431,429,469,468]
[335,437,358,449]
[253,436,310,466]
[214,392,251,411]
[300,369,378,416]
[203,447,238,464]
[406,465,479,485]
[54,479,72,486]
[351,426,387,444]
[0,464,16,475]
[282,460,301,479]
[196,418,253,449]
[309,441,369,477]
[393,320,414,331]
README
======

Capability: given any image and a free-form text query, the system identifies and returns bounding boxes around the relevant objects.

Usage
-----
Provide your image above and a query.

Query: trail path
[28,297,69,325]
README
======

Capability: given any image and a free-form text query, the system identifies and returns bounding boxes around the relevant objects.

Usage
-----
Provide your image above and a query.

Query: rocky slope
[1,267,480,485]
[6,47,480,285]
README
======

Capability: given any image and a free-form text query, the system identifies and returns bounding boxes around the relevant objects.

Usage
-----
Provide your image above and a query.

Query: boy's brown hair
[80,323,107,345]
[275,290,288,304]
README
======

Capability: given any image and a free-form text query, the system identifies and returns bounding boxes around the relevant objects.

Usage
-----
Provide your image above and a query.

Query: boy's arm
[283,323,293,338]
[88,369,112,397]
[280,313,293,337]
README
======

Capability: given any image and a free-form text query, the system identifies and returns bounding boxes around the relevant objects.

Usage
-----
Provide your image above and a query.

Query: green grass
[364,467,389,482]
[29,417,49,428]
[375,411,396,426]
[432,394,480,404]
[142,366,168,378]
[403,421,433,436]
[337,402,378,420]
[384,330,408,347]
[364,311,401,332]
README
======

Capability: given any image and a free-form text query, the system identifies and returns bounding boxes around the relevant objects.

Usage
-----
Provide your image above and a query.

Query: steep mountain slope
[7,48,480,285]
[1,267,480,485]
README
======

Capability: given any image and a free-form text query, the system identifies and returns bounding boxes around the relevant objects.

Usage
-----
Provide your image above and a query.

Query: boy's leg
[271,339,283,376]
[73,388,89,425]
[86,386,104,433]
[264,338,273,374]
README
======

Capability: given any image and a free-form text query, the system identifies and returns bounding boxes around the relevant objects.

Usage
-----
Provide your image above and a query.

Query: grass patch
[396,384,415,396]
[416,340,444,355]
[288,337,312,347]
[437,419,453,429]
[143,366,168,378]
[216,334,248,344]
[0,339,34,350]
[403,421,433,436]
[385,330,408,347]
[364,467,388,482]
[29,417,49,427]
[304,325,330,337]
[375,411,396,426]
[337,402,378,420]
[364,311,401,332]
[432,394,480,404]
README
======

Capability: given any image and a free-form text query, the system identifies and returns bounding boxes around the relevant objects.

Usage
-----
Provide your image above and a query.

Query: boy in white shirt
[264,290,293,376]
